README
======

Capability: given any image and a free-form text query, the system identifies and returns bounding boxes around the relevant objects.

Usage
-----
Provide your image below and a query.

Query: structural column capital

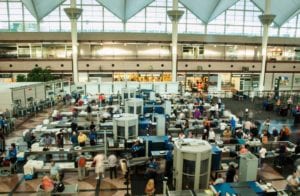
[167,10,184,22]
[64,8,82,20]
[259,14,276,25]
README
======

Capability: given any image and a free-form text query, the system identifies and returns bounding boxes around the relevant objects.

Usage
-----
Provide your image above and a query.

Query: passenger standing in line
[9,143,17,173]
[56,129,64,148]
[226,164,236,183]
[78,131,87,147]
[93,153,105,180]
[89,129,97,146]
[107,154,118,179]
[42,134,53,147]
[279,125,290,141]
[86,104,92,121]
[230,117,236,135]
[272,127,279,141]
[24,129,34,149]
[0,131,5,152]
[77,154,86,181]
[70,131,78,147]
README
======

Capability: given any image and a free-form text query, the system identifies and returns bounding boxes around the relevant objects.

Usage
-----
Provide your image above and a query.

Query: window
[0,2,8,21]
[280,16,297,37]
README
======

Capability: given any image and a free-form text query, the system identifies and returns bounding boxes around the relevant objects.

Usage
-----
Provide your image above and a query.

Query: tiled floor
[0,172,130,195]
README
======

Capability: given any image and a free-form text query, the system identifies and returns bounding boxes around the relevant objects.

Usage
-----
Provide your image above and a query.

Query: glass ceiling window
[207,13,225,34]
[40,6,61,32]
[79,1,103,32]
[297,14,300,37]
[126,9,145,32]
[0,0,300,38]
[103,8,123,32]
[146,4,167,33]
[186,10,204,33]
[24,7,37,32]
[0,2,9,31]
[269,25,279,37]
[8,1,23,32]
[280,16,297,37]
[224,0,262,35]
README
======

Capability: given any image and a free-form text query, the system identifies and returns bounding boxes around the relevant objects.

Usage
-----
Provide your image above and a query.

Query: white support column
[258,0,275,93]
[64,0,82,84]
[167,0,184,82]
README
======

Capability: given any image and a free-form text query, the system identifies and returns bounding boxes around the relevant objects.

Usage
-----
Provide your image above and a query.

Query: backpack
[54,182,65,192]
[78,157,86,167]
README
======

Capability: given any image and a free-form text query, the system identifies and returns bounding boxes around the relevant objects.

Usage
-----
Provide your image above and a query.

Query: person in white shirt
[259,147,267,168]
[219,120,227,131]
[208,128,216,142]
[93,153,105,180]
[214,174,225,185]
[286,171,299,193]
[107,154,118,179]
[243,120,252,133]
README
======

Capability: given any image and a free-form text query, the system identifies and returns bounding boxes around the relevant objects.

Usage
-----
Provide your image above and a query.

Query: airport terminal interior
[0,0,300,195]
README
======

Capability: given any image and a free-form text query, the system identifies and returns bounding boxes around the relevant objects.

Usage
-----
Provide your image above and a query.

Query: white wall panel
[113,82,126,94]
[34,84,45,101]
[127,82,139,90]
[100,82,113,94]
[140,82,153,90]
[154,82,166,94]
[166,82,179,94]
[86,83,99,95]
[0,89,12,111]
[264,73,273,91]
[12,89,26,107]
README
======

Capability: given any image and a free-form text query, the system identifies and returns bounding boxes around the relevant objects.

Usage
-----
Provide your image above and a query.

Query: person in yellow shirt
[78,131,87,147]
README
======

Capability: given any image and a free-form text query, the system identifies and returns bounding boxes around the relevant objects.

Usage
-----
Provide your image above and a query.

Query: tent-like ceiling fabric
[251,0,300,27]
[96,0,154,22]
[179,0,238,24]
[125,0,154,21]
[21,0,66,21]
[96,0,125,20]
[208,0,239,22]
[19,0,300,27]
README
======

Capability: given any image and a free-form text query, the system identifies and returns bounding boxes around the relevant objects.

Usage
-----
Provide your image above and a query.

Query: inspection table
[212,181,264,196]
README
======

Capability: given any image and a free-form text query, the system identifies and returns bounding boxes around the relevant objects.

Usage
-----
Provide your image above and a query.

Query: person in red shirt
[78,99,84,106]
[98,94,105,104]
